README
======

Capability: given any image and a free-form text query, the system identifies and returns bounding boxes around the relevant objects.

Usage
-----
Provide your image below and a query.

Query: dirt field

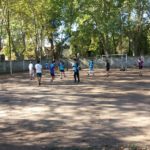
[0,69,150,150]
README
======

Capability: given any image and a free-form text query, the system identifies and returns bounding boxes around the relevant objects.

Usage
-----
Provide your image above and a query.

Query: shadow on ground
[0,69,150,150]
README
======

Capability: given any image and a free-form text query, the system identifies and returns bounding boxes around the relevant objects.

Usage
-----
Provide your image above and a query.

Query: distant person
[45,62,49,70]
[28,61,34,80]
[106,58,110,77]
[88,59,94,76]
[49,60,56,83]
[35,60,42,86]
[138,56,144,76]
[59,60,65,79]
[72,58,80,83]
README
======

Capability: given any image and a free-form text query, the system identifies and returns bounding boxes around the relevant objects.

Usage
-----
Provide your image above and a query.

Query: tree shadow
[0,69,150,149]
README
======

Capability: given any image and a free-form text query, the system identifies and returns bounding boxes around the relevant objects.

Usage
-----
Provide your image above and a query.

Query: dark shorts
[37,73,42,77]
[106,66,110,71]
[139,66,143,69]
[106,63,110,71]
[60,70,64,72]
[106,68,110,71]
[50,72,55,77]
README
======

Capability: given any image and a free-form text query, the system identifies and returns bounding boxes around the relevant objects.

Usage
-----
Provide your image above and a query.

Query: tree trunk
[98,33,105,55]
[48,33,55,59]
[0,19,3,51]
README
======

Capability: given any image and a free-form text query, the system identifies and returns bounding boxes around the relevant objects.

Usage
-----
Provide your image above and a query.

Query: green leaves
[1,0,150,59]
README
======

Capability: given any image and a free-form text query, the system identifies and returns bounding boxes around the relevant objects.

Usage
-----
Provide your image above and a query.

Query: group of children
[88,58,111,77]
[28,56,144,86]
[28,58,80,86]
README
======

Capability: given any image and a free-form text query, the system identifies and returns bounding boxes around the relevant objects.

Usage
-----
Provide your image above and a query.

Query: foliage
[1,0,150,59]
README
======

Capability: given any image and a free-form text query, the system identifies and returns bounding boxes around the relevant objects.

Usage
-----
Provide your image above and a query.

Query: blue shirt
[59,62,64,71]
[45,63,49,69]
[50,63,55,74]
[89,60,94,69]
[72,63,79,72]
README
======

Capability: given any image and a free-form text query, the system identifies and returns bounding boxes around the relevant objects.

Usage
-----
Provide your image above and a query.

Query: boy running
[49,60,55,83]
[35,60,42,86]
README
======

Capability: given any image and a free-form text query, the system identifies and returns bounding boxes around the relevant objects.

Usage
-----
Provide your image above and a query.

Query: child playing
[49,60,55,83]
[45,62,49,70]
[35,60,42,86]
[72,59,80,83]
[88,59,94,76]
[138,56,144,76]
[59,60,65,79]
[28,61,34,80]
[106,58,110,77]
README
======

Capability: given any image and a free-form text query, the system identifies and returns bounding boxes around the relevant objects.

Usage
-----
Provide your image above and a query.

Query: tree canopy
[1,0,150,60]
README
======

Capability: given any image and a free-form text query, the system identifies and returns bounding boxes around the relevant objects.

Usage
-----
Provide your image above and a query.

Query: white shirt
[28,63,33,71]
[35,64,42,73]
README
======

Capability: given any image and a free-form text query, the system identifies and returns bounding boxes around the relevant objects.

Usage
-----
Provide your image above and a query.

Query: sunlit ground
[0,68,150,149]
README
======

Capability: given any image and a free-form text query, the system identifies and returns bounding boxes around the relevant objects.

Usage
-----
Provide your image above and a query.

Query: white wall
[0,56,149,74]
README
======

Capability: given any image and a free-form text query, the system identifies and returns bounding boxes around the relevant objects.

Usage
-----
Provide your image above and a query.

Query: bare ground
[0,69,150,150]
